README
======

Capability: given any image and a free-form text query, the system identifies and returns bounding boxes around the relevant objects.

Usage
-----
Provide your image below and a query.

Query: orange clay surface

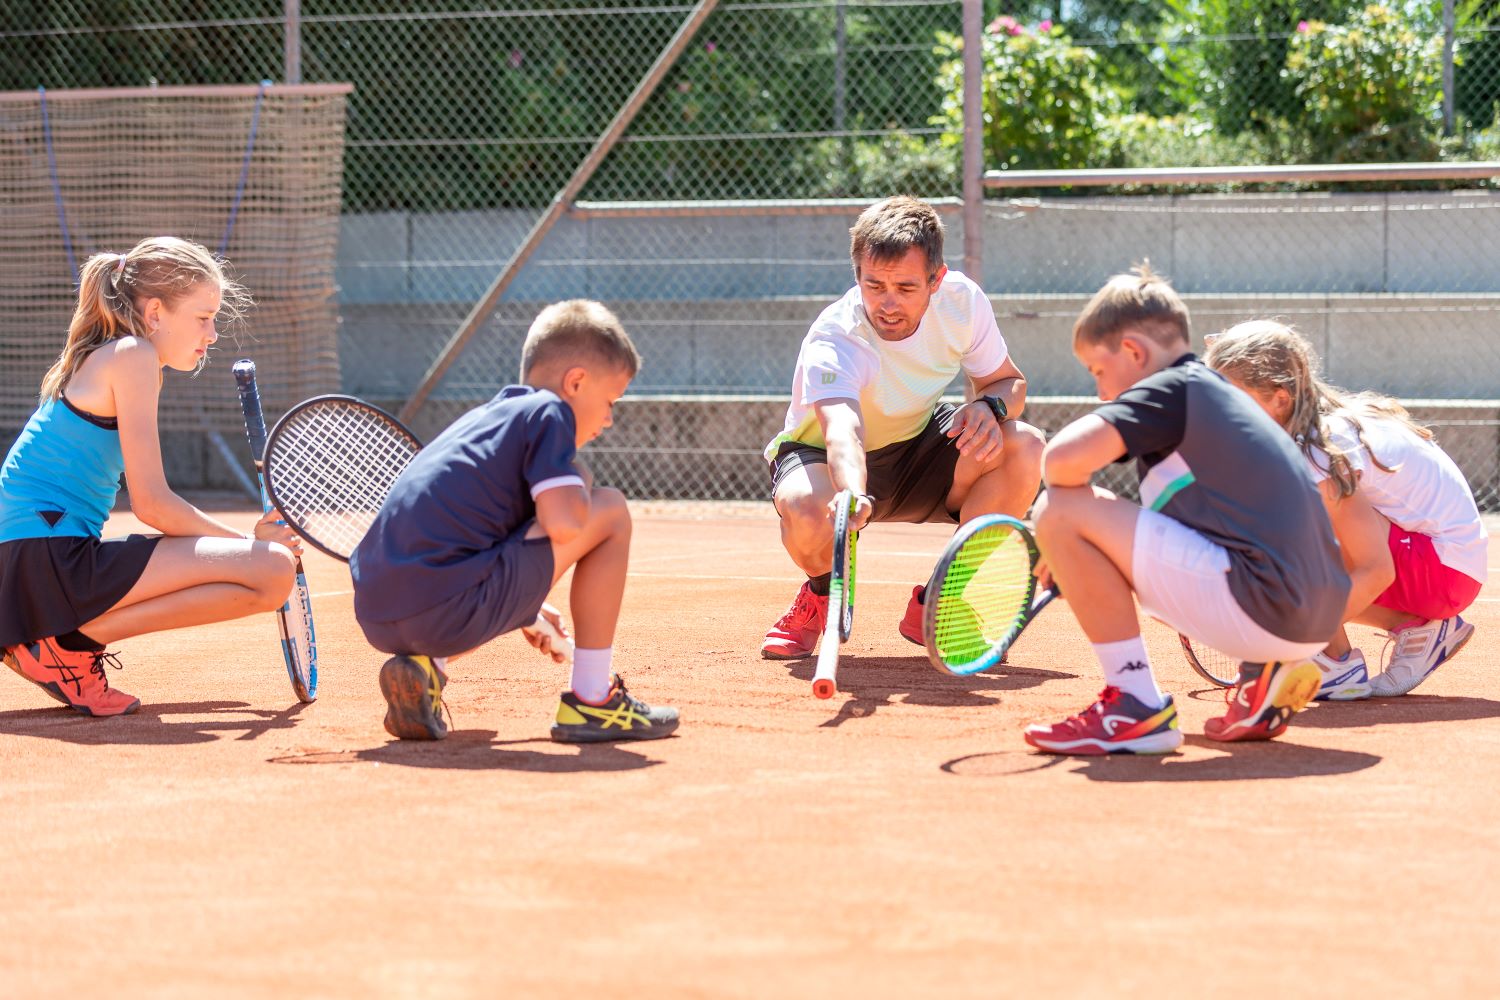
[2,503,1497,999]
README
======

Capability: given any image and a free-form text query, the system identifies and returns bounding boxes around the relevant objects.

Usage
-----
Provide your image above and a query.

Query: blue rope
[39,86,79,283]
[219,80,271,256]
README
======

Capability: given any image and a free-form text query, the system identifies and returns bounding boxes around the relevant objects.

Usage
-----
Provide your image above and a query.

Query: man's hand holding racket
[830,490,875,531]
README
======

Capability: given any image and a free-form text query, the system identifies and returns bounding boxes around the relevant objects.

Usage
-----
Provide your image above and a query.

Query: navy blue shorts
[357,530,555,658]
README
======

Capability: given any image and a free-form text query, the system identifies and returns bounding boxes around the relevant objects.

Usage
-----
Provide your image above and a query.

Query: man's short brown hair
[1073,262,1191,349]
[849,195,945,278]
[520,299,641,379]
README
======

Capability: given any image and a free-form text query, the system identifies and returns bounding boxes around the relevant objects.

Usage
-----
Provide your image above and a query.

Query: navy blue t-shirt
[351,385,583,624]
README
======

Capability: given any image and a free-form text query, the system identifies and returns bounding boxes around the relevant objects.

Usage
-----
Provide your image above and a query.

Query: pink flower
[705,40,717,53]
[988,15,1018,35]
[1038,19,1053,33]
[1297,20,1310,33]
[508,49,523,69]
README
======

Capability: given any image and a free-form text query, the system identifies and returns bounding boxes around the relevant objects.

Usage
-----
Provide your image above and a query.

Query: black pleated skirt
[0,534,160,648]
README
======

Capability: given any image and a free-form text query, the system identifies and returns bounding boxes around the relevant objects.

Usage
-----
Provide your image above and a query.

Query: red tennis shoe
[761,581,829,659]
[1024,686,1183,755]
[1204,660,1320,742]
[4,638,141,717]
[898,585,925,645]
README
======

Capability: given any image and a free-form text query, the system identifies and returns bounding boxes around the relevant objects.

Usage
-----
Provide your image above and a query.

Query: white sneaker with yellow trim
[550,673,680,743]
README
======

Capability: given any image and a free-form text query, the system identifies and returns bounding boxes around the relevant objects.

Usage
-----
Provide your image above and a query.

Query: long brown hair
[1204,320,1432,498]
[40,236,247,401]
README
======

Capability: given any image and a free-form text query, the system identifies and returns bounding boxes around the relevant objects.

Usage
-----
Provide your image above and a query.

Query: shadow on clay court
[785,653,1077,728]
[1286,694,1500,729]
[0,699,309,746]
[301,730,669,772]
[940,735,1381,783]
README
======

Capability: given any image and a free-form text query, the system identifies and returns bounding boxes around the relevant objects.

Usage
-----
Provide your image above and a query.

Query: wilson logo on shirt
[819,372,836,385]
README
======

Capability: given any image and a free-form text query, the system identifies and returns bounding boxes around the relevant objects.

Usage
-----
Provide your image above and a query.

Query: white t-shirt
[763,271,1009,461]
[1309,410,1488,584]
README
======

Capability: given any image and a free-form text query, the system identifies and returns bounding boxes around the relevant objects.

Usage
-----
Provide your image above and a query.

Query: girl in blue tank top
[0,237,301,717]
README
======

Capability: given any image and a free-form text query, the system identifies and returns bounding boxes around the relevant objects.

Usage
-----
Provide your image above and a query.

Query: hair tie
[109,253,127,286]
[1294,433,1306,446]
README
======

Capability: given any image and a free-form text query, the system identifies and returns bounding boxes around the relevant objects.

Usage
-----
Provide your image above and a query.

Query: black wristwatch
[979,395,1008,423]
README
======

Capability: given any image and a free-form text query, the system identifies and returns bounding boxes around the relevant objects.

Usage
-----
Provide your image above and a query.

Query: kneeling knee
[257,544,297,609]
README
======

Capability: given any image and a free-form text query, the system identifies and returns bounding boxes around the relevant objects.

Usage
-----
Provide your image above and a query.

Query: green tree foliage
[1288,4,1445,161]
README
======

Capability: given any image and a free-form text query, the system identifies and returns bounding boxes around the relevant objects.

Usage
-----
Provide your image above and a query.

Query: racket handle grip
[532,614,575,663]
[812,677,835,700]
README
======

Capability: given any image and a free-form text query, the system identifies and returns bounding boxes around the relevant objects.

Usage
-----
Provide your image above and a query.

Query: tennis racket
[233,360,318,703]
[1178,633,1239,687]
[811,489,857,699]
[924,514,1056,676]
[261,393,573,661]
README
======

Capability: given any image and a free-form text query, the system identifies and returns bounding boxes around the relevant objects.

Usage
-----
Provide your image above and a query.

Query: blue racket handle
[233,360,269,466]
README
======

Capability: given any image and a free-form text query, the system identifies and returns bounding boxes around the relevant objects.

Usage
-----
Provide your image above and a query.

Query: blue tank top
[0,396,126,542]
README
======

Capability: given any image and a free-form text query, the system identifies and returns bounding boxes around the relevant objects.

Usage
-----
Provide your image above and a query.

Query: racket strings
[931,525,1033,666]
[269,403,420,558]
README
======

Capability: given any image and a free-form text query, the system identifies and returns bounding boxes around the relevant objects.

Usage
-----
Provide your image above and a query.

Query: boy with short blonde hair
[1024,265,1349,754]
[352,299,677,744]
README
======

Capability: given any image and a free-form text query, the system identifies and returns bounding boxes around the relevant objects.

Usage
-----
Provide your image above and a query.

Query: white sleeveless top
[1309,410,1488,584]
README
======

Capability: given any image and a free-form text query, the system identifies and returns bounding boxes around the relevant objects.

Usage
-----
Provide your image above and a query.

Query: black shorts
[357,527,555,659]
[769,403,962,524]
[0,533,160,648]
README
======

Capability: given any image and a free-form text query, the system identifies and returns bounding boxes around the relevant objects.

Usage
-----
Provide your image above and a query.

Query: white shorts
[1131,508,1327,665]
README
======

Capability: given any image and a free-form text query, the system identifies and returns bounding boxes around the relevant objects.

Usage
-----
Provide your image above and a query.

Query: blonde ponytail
[39,236,246,401]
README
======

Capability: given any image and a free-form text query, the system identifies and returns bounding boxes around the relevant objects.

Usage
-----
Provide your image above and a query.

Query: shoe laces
[1380,623,1432,672]
[1066,686,1120,723]
[778,587,822,629]
[89,651,125,689]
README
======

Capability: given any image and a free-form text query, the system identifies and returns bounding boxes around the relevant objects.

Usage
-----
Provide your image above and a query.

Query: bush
[934,16,1123,175]
[1287,4,1445,162]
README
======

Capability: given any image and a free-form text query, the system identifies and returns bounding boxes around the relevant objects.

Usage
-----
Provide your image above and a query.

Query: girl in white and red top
[1207,321,1485,698]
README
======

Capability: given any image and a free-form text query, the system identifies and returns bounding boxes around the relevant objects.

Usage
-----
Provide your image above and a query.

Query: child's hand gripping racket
[811,489,858,699]
[257,390,569,660]
[924,514,1057,676]
[233,360,318,703]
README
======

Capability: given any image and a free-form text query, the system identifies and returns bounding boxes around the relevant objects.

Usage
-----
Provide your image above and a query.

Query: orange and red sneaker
[1204,660,1320,742]
[4,639,141,717]
[760,581,829,660]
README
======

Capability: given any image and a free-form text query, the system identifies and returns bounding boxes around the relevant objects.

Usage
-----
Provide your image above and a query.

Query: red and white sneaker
[4,638,141,717]
[1204,660,1320,742]
[1024,686,1183,755]
[898,585,924,645]
[760,581,829,660]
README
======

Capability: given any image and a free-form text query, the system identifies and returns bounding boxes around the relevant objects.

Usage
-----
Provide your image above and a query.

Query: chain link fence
[3,3,1500,505]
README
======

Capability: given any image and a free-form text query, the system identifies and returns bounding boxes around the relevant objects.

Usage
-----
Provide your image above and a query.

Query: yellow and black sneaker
[379,654,449,740]
[551,674,679,743]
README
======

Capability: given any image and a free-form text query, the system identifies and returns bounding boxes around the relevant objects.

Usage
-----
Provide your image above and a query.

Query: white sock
[570,647,614,704]
[1093,636,1164,708]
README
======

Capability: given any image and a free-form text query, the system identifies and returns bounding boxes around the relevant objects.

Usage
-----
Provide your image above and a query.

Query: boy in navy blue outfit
[351,300,679,743]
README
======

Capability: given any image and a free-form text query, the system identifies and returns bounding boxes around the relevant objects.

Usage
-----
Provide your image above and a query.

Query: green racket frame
[923,514,1053,677]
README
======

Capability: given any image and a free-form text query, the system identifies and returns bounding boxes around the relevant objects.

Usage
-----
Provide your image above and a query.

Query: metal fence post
[962,0,983,282]
[1443,0,1455,136]
[284,0,301,85]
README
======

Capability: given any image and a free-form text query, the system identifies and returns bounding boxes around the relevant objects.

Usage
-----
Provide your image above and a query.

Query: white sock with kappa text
[1093,636,1165,708]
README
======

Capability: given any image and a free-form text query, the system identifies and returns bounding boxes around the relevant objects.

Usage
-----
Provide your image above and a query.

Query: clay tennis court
[2,501,1495,997]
